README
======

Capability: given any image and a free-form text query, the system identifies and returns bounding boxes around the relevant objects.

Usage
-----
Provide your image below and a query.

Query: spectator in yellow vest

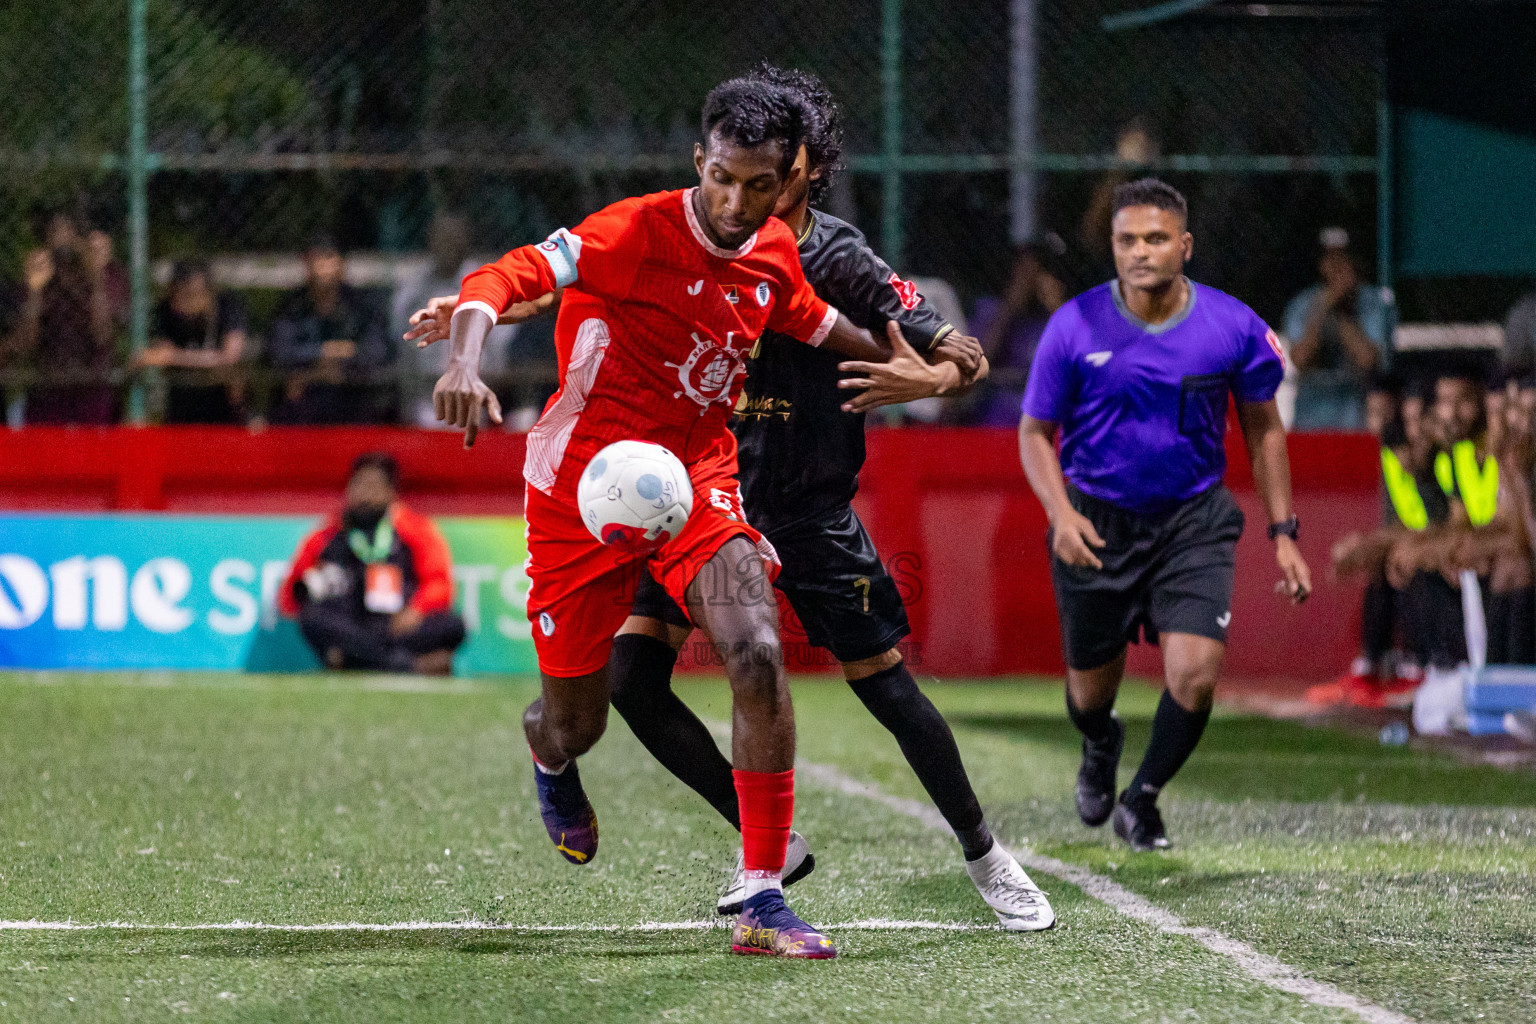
[1314,381,1448,706]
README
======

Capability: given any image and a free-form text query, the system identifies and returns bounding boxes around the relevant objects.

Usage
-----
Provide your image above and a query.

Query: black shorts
[1050,484,1243,671]
[630,505,911,664]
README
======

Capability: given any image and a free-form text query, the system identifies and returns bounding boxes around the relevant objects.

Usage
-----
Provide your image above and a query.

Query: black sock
[1126,690,1210,804]
[1066,688,1116,744]
[850,663,992,860]
[608,633,740,829]
[1361,574,1396,667]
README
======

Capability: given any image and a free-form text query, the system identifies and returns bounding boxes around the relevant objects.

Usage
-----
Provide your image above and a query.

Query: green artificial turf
[0,671,1530,1023]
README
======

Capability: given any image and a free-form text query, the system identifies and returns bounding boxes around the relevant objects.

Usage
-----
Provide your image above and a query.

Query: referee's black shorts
[1050,484,1244,671]
[630,505,910,664]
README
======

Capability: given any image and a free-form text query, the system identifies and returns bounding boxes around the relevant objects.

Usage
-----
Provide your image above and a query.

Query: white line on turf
[0,919,992,933]
[0,673,1412,1021]
[797,761,1417,1024]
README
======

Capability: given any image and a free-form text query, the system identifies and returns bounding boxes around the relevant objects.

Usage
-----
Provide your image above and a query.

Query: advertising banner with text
[0,515,536,673]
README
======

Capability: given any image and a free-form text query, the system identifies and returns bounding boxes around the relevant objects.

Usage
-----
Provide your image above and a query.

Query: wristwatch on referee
[1267,515,1300,542]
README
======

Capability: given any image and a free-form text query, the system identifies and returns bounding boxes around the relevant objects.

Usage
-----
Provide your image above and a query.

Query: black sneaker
[1076,714,1124,827]
[1112,792,1171,852]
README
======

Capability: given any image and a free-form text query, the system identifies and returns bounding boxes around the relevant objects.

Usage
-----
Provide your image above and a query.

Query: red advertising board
[0,425,1376,682]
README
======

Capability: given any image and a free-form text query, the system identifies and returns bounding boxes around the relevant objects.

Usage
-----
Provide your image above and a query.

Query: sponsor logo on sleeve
[755,281,771,306]
[887,272,921,311]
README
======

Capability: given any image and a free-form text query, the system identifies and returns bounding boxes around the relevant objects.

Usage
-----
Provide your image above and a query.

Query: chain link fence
[1,0,1384,425]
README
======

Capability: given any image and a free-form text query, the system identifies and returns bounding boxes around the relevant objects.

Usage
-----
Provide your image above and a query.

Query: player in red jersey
[434,78,976,959]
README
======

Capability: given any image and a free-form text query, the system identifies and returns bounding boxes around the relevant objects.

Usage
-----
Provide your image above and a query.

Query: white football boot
[964,842,1055,931]
[716,830,815,915]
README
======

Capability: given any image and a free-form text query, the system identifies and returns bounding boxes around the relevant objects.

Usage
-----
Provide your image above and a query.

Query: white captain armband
[534,228,584,288]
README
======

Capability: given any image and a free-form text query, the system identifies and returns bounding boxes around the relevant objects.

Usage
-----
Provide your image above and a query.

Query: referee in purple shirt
[1019,179,1312,852]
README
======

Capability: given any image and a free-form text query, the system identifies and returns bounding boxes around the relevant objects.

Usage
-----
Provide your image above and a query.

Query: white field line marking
[0,675,1411,1021]
[797,761,1418,1024]
[0,919,991,934]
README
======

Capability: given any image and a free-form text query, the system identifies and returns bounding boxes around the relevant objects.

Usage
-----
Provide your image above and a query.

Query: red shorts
[525,445,780,677]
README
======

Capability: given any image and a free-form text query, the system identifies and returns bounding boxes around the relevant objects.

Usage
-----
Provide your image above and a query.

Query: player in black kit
[401,66,1052,931]
[608,65,1054,931]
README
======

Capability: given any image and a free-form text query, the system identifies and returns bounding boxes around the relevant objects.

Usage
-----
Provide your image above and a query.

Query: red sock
[733,768,794,873]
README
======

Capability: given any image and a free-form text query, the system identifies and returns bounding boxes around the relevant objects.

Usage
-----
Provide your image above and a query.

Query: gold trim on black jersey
[796,210,817,248]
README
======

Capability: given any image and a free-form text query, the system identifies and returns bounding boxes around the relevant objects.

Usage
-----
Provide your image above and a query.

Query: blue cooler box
[1466,710,1516,736]
[1465,665,1536,715]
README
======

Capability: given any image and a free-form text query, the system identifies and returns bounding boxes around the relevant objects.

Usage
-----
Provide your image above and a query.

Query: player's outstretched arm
[836,320,988,412]
[1019,415,1106,570]
[434,307,503,449]
[1236,399,1312,603]
[405,291,560,348]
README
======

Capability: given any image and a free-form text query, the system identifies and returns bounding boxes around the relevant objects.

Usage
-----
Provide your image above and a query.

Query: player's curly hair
[744,63,844,205]
[701,77,809,178]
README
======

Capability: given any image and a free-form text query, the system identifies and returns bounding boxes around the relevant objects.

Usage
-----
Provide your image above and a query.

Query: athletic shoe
[1345,674,1422,710]
[730,891,837,958]
[716,830,816,915]
[964,843,1055,931]
[533,757,598,865]
[1076,713,1124,826]
[1376,666,1423,709]
[1306,659,1378,706]
[1112,793,1171,852]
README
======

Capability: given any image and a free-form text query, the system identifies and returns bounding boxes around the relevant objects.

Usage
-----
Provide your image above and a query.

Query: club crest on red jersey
[887,272,922,311]
[724,285,740,305]
[665,333,748,413]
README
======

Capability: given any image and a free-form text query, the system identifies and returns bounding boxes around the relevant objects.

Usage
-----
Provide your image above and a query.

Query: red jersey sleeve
[277,519,340,618]
[458,198,647,321]
[393,505,455,615]
[765,243,837,347]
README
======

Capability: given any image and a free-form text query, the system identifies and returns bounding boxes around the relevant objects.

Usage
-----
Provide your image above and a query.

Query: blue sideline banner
[0,515,536,674]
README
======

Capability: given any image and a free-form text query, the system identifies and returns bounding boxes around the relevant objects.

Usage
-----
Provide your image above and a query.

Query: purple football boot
[533,756,598,865]
[731,891,837,959]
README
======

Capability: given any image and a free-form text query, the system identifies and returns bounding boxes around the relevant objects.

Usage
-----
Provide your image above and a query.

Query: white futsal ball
[576,440,694,548]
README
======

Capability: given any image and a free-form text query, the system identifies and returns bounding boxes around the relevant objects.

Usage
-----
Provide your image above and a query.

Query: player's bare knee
[556,709,608,758]
[722,622,784,701]
[528,698,608,759]
[1166,664,1219,712]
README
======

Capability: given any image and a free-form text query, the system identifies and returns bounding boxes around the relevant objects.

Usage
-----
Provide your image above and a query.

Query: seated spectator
[392,212,515,429]
[278,452,466,675]
[5,215,127,424]
[138,260,249,424]
[1282,228,1395,431]
[1441,373,1534,665]
[267,237,392,424]
[1381,371,1518,669]
[968,238,1069,426]
[1314,380,1440,706]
